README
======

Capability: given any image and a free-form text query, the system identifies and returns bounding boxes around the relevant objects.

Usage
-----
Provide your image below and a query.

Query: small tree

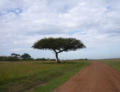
[11,53,20,58]
[21,53,31,60]
[32,38,86,63]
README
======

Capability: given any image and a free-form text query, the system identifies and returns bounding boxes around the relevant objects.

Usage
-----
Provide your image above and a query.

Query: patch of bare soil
[53,61,120,92]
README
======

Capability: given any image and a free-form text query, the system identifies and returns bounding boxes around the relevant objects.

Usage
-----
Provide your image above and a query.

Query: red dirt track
[53,61,120,92]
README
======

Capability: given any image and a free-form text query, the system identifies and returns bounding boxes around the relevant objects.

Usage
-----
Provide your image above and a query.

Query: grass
[100,59,120,72]
[0,60,89,92]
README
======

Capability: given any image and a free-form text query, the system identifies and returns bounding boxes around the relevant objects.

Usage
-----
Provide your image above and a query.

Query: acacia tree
[21,53,32,60]
[32,38,86,63]
[11,53,20,58]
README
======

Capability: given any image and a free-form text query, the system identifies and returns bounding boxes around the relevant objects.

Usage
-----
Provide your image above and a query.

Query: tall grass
[101,59,120,71]
[0,61,89,92]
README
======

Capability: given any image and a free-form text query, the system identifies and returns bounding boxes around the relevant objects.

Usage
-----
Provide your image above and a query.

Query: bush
[0,56,20,61]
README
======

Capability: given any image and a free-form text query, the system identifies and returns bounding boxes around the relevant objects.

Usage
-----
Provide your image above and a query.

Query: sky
[0,0,120,59]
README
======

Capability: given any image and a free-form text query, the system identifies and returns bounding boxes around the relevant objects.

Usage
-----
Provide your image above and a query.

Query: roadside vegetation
[0,60,89,92]
[101,59,120,71]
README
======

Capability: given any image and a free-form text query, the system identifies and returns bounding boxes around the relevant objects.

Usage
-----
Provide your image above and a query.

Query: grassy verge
[0,61,89,92]
[28,61,88,92]
[101,59,120,72]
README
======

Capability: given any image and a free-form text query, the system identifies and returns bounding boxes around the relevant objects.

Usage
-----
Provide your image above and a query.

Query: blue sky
[0,0,120,59]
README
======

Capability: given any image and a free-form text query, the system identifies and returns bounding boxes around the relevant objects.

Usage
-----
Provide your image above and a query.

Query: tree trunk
[55,52,60,63]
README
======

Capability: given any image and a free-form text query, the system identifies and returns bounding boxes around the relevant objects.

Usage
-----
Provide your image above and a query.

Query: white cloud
[0,0,120,59]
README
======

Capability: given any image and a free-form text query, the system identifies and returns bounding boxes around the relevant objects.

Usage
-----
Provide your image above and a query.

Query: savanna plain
[0,60,88,92]
[0,59,120,92]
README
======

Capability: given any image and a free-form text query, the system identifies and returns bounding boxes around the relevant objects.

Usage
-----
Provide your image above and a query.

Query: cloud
[0,0,120,59]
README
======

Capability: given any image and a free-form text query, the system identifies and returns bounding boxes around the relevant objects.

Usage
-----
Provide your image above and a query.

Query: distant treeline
[0,53,88,62]
[0,56,56,61]
[0,56,20,61]
[0,53,56,61]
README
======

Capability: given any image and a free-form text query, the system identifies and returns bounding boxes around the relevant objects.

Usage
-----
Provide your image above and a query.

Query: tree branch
[53,49,57,53]
[53,49,64,53]
[57,49,65,53]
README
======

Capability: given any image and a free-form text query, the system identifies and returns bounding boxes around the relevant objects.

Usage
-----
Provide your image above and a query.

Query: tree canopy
[11,53,20,58]
[33,37,86,63]
[21,53,32,60]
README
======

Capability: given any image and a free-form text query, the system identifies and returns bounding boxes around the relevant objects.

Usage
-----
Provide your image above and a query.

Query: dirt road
[53,61,120,92]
